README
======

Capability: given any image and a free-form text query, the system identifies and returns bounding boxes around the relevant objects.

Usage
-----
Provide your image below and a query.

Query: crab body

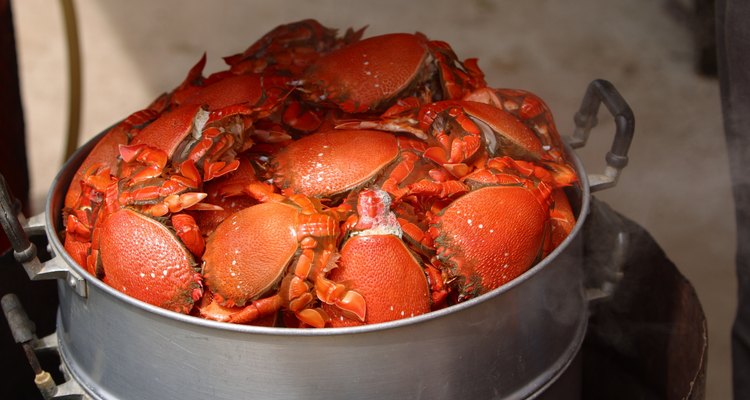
[325,189,431,326]
[272,129,427,201]
[431,184,549,299]
[301,32,485,114]
[98,208,203,313]
[201,195,365,327]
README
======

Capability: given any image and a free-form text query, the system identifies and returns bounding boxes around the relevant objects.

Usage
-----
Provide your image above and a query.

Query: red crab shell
[432,185,549,299]
[301,33,431,113]
[98,208,203,313]
[324,189,431,326]
[181,73,264,111]
[324,234,431,327]
[202,202,300,307]
[129,104,204,158]
[272,129,417,199]
[201,195,364,327]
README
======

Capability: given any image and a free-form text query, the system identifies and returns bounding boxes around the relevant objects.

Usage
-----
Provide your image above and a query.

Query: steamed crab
[62,19,577,327]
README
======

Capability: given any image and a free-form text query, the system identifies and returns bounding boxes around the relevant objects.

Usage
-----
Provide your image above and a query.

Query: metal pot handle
[566,79,635,192]
[1,175,90,398]
[0,174,35,262]
[0,173,86,297]
[2,294,89,399]
[564,80,634,304]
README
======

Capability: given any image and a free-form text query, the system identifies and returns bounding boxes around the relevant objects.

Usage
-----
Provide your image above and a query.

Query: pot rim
[46,129,591,337]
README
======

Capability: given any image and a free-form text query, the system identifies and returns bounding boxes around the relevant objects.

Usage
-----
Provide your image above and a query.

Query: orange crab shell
[324,234,431,327]
[272,129,401,198]
[181,73,264,111]
[433,185,549,298]
[301,33,431,113]
[98,208,203,314]
[130,103,204,158]
[202,202,300,307]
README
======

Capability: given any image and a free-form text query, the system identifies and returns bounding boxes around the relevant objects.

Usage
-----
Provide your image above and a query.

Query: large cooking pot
[0,80,633,400]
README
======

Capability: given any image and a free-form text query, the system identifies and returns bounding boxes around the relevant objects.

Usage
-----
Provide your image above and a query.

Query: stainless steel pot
[1,80,633,400]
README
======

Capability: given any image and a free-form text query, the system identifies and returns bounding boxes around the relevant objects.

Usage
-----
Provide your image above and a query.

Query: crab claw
[315,281,367,322]
[171,213,205,257]
[143,192,208,217]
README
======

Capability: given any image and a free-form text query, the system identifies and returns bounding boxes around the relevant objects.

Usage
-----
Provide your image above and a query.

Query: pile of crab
[62,20,578,328]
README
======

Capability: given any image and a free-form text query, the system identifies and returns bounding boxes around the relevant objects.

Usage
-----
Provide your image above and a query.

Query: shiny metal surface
[41,131,590,399]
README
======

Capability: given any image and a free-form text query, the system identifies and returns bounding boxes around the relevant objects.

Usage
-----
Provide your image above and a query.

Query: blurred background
[10,0,731,398]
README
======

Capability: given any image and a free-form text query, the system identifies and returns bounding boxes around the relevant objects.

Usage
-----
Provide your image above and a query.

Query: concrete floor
[12,0,734,398]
